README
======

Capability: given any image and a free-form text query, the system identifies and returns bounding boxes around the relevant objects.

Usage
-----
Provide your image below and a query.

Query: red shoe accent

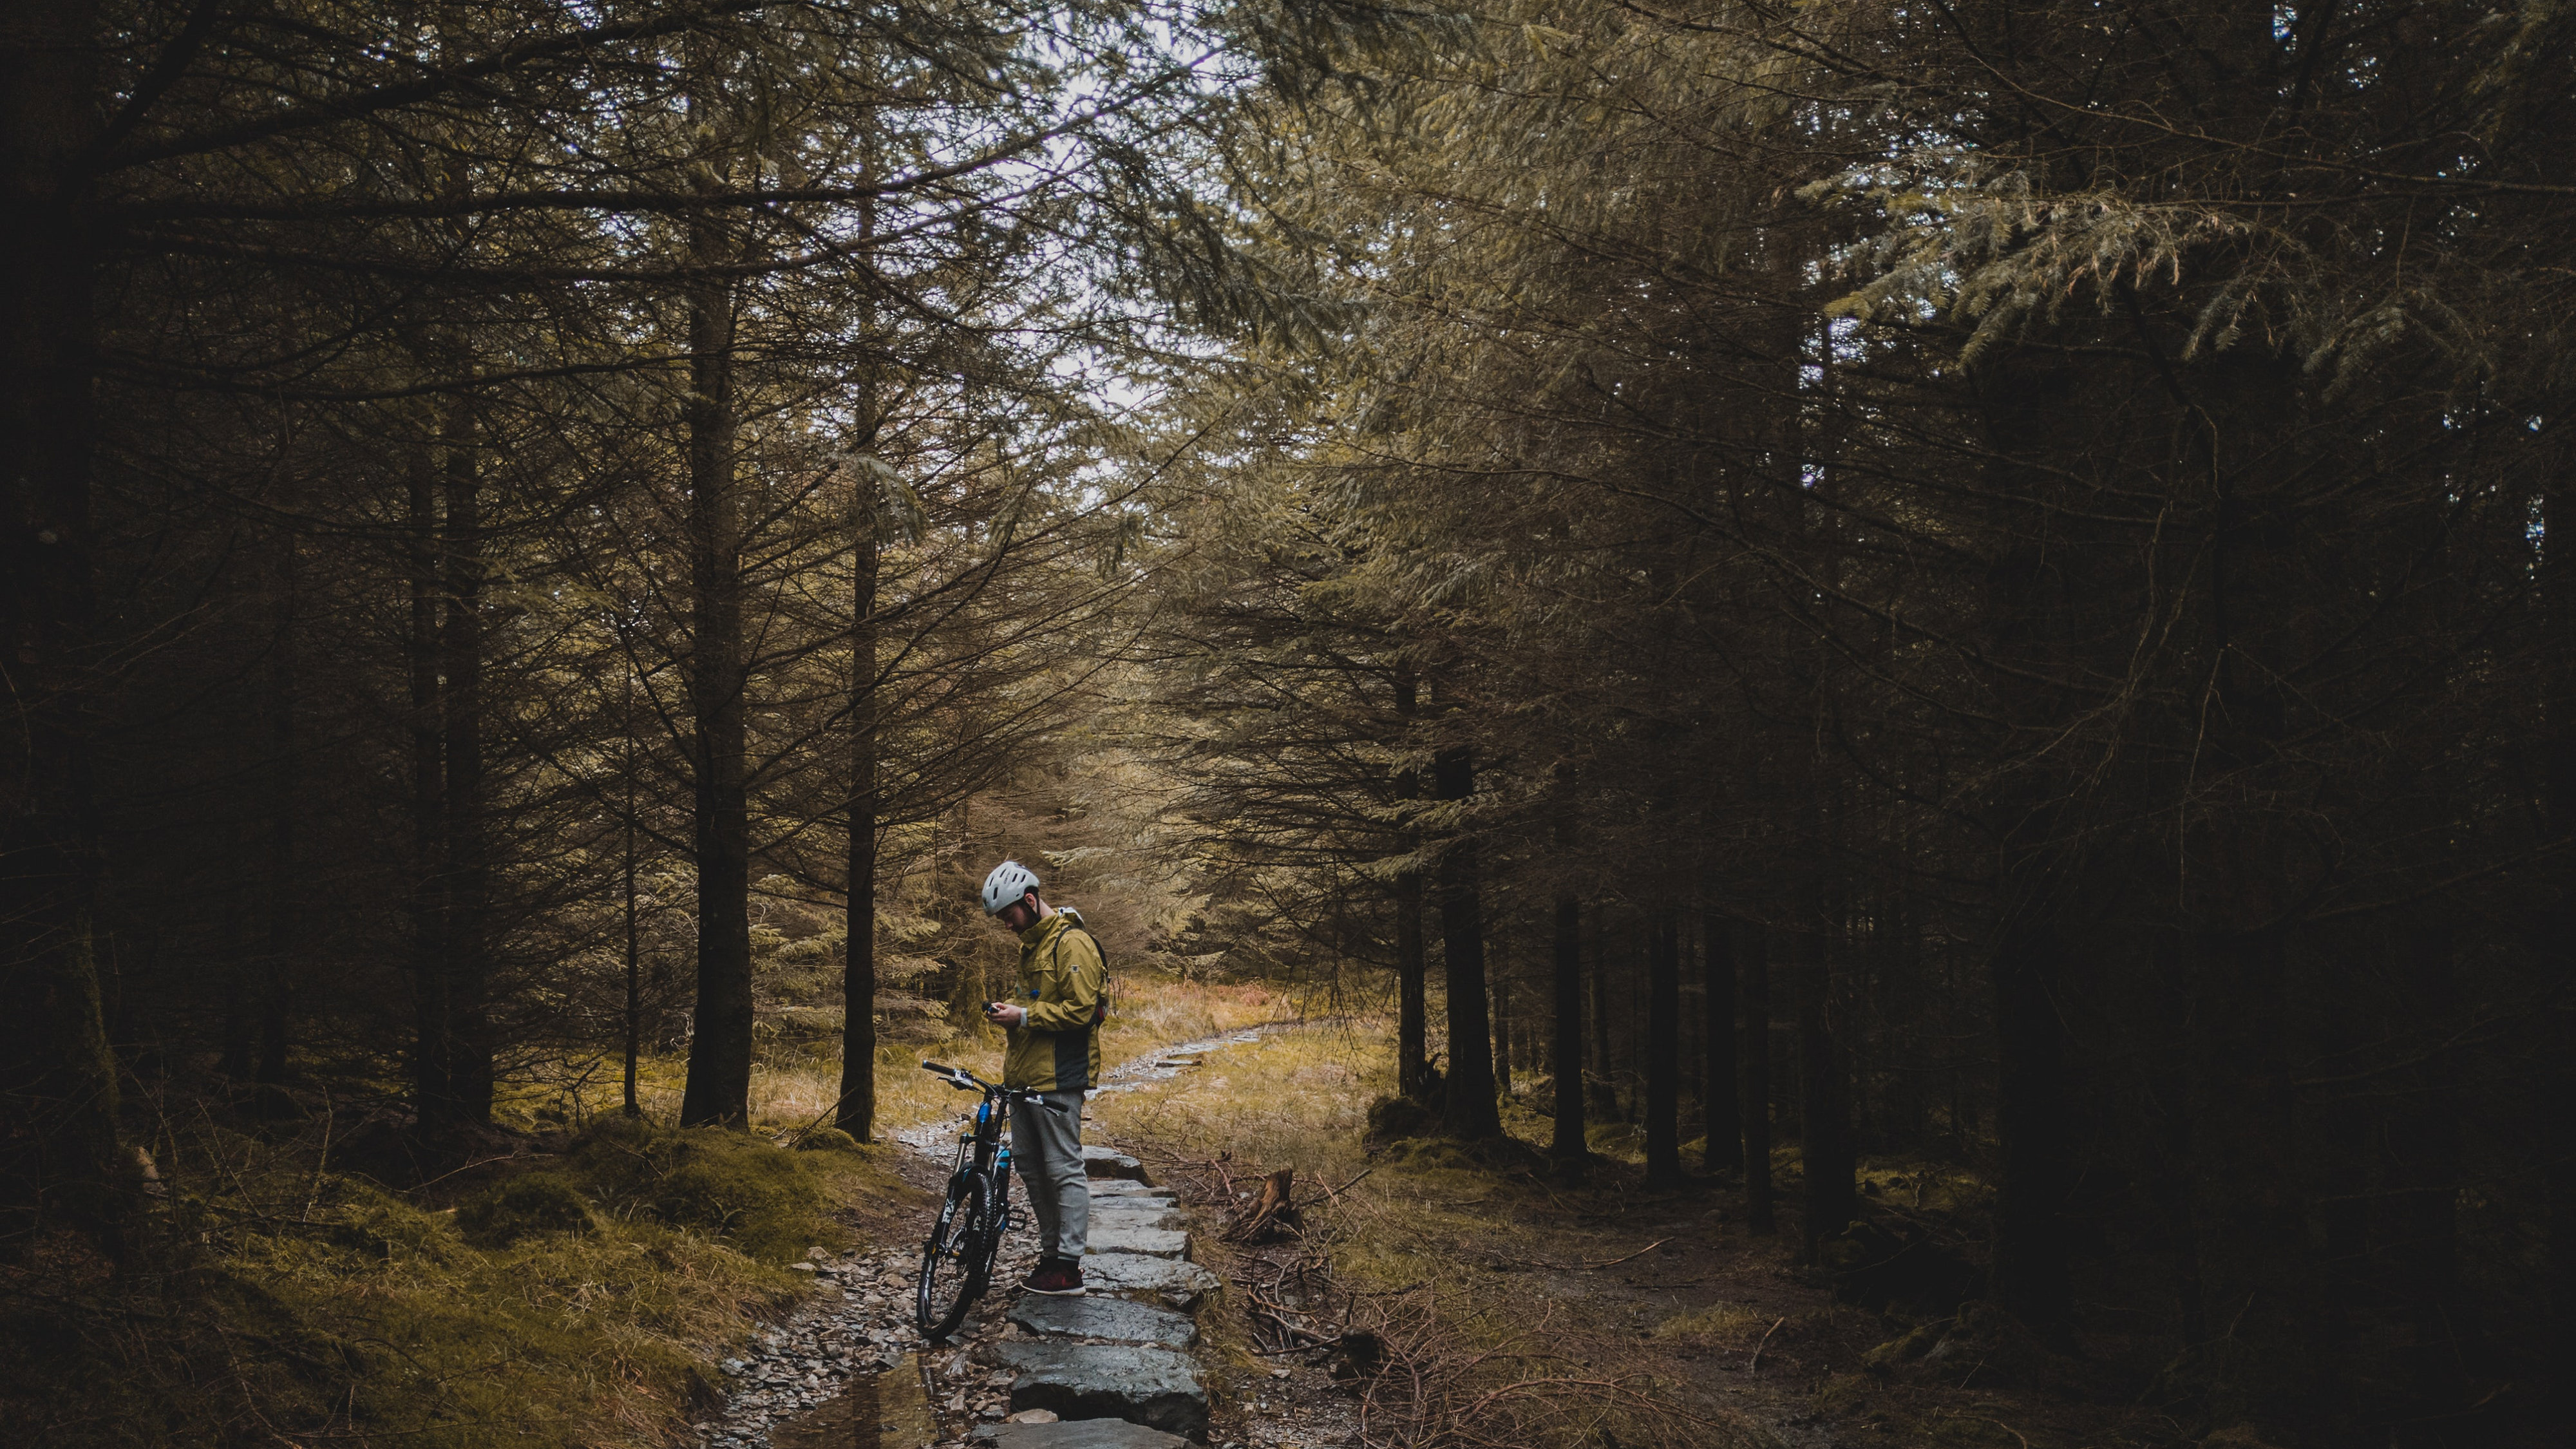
[1019,1258,1086,1296]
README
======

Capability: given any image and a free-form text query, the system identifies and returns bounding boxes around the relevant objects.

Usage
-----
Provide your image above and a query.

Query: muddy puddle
[767,1354,938,1449]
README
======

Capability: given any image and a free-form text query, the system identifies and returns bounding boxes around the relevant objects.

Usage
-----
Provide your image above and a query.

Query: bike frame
[916,1061,1060,1336]
[943,1081,1016,1214]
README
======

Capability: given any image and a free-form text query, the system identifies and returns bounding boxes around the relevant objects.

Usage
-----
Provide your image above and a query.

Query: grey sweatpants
[1012,1089,1089,1260]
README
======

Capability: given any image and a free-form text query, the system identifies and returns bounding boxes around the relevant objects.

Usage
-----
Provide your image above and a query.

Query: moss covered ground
[0,1113,914,1449]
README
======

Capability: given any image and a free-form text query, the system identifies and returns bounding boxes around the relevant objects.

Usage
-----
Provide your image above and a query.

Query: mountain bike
[914,1060,1065,1339]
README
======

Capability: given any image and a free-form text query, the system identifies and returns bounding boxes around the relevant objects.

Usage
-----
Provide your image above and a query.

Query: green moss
[327,1178,462,1260]
[0,1126,802,1449]
[795,1126,860,1151]
[1364,1093,1439,1144]
[559,1116,843,1264]
[456,1171,599,1247]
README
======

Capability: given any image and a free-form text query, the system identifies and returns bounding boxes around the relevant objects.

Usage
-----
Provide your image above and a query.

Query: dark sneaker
[1019,1257,1086,1296]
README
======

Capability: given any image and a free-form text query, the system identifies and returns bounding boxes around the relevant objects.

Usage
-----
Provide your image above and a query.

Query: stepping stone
[990,1342,1208,1438]
[1081,1145,1152,1183]
[970,1420,1189,1449]
[1084,1225,1189,1258]
[1085,1179,1169,1200]
[1081,1252,1222,1309]
[1009,1294,1199,1349]
[1088,1200,1184,1231]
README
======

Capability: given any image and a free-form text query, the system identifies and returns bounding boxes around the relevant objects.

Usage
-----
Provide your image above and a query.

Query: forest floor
[1,989,2243,1449]
[1074,1019,2224,1449]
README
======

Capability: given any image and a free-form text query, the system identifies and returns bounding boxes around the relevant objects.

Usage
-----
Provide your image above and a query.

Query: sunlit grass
[534,972,1302,1145]
[0,1117,919,1449]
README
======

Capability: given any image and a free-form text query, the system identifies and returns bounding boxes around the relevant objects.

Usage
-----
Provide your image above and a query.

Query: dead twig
[1935,1412,2031,1449]
[1293,1165,1373,1211]
[1578,1236,1669,1269]
[1747,1316,1787,1375]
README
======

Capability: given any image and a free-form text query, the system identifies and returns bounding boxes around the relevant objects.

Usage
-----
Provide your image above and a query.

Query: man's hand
[987,1001,1027,1028]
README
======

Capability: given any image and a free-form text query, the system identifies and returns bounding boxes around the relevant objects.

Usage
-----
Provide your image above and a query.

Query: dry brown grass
[538,974,1294,1143]
[1090,1014,1777,1449]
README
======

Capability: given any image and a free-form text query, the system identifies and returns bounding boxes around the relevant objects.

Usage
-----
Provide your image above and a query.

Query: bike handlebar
[918,1061,1068,1113]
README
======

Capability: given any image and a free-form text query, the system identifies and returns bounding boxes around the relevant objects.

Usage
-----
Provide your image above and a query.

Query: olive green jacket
[1003,909,1106,1092]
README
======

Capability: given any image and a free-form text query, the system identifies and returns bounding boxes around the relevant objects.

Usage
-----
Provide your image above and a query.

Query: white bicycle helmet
[981,860,1041,916]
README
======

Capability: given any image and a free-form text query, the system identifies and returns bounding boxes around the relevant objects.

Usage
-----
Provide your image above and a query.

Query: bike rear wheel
[917,1172,990,1340]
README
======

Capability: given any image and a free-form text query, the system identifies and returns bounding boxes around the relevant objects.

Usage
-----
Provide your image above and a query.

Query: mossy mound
[1819,1218,1983,1316]
[1364,1094,1439,1144]
[457,1171,598,1247]
[1378,1132,1553,1176]
[1584,1119,1647,1162]
[1861,1301,2074,1389]
[327,1178,462,1260]
[0,1119,795,1449]
[559,1116,840,1264]
[795,1126,860,1152]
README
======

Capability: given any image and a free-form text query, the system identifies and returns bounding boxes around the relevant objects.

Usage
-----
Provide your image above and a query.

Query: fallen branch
[1293,1165,1374,1212]
[1747,1316,1786,1375]
[1578,1237,1670,1269]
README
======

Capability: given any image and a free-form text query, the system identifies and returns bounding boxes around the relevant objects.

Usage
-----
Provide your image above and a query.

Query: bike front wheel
[917,1172,991,1340]
[974,1171,1012,1286]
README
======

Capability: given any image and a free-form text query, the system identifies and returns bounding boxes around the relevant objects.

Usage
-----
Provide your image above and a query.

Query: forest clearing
[4,1,2571,1447]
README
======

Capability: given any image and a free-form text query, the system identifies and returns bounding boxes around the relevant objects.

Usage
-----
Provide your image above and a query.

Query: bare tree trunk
[2544,470,2576,1383]
[1551,889,1584,1163]
[1992,904,2072,1327]
[838,498,880,1141]
[1794,898,1855,1260]
[1490,934,1513,1097]
[621,669,642,1119]
[256,520,298,1103]
[0,0,121,1251]
[677,178,753,1128]
[1434,739,1499,1140]
[1551,776,1584,1165]
[216,804,252,1081]
[1587,905,1615,1119]
[1644,905,1682,1189]
[2186,913,2303,1387]
[439,401,491,1125]
[1394,668,1428,1099]
[407,434,450,1128]
[2391,914,2465,1435]
[1739,920,1774,1233]
[1703,908,1741,1173]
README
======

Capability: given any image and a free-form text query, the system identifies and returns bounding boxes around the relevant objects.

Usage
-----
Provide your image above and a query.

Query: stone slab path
[696,1026,1283,1448]
[980,1161,1221,1444]
[969,1421,1189,1449]
[960,1032,1285,1445]
[989,1341,1208,1436]
[1007,1294,1200,1349]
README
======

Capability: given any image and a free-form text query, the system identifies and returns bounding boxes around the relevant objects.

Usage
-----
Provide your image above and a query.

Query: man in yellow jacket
[979,860,1106,1296]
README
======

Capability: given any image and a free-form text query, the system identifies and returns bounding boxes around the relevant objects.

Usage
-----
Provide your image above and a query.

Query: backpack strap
[1063,925,1110,1028]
